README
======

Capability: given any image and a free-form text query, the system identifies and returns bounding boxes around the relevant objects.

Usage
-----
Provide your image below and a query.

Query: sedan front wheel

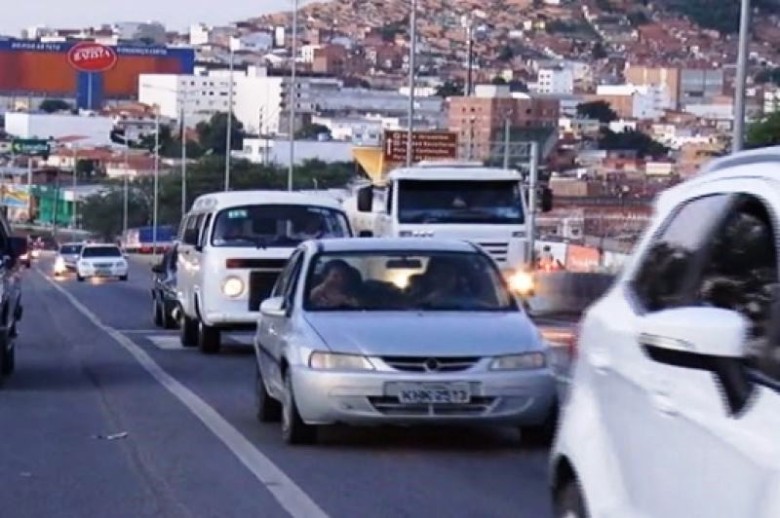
[554,479,589,518]
[281,374,317,445]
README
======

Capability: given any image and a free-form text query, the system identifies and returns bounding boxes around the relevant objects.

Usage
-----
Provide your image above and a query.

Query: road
[0,256,558,518]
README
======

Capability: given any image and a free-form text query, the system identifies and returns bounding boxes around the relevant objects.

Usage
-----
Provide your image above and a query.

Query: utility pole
[71,148,78,229]
[732,0,751,152]
[405,0,418,167]
[153,107,160,258]
[180,104,188,216]
[527,142,539,266]
[288,0,299,191]
[122,144,129,236]
[502,116,511,169]
[466,22,474,96]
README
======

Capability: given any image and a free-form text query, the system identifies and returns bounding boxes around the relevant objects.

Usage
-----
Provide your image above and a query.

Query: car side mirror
[7,236,28,259]
[260,296,287,318]
[358,230,373,238]
[356,186,373,213]
[638,307,754,416]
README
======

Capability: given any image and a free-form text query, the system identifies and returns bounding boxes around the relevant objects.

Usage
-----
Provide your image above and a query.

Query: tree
[491,76,507,85]
[79,188,151,241]
[597,128,669,158]
[196,112,246,155]
[138,124,175,156]
[295,122,331,140]
[755,67,780,86]
[577,101,618,123]
[746,112,780,149]
[40,99,71,113]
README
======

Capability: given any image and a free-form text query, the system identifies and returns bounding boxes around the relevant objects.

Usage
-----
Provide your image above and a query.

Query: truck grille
[475,241,509,264]
[382,356,480,373]
[248,270,283,311]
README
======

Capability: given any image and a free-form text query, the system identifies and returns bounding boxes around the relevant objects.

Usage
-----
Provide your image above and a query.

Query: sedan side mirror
[260,296,287,318]
[638,307,754,416]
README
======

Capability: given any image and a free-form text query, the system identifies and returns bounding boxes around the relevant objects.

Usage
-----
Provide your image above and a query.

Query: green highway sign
[11,139,51,156]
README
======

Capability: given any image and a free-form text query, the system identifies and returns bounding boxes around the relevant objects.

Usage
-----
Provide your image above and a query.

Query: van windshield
[210,204,350,248]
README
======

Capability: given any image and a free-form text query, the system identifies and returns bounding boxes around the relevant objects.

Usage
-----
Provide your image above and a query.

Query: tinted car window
[82,246,122,258]
[632,194,732,312]
[60,245,82,254]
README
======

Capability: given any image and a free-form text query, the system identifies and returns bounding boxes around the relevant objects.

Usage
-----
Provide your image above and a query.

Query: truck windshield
[397,180,524,224]
[210,204,350,247]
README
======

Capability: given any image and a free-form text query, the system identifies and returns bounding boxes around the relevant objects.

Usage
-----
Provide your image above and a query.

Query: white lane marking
[38,270,329,518]
[148,335,184,350]
[118,329,177,334]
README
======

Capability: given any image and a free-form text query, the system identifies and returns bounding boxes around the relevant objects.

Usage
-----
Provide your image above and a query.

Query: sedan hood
[304,312,542,357]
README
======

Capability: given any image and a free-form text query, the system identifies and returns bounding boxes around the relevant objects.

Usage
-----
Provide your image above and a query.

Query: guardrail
[529,271,615,315]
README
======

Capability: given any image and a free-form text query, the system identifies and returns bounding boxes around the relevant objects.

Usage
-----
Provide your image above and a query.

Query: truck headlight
[222,276,245,298]
[507,270,535,296]
[490,352,546,371]
[309,351,375,371]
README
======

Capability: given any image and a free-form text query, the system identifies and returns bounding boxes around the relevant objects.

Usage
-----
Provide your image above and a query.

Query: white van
[176,190,352,353]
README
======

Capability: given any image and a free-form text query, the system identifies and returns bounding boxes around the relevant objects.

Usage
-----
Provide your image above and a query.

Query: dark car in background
[151,245,179,329]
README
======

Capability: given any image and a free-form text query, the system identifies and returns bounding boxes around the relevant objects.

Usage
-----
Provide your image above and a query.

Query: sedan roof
[313,237,479,254]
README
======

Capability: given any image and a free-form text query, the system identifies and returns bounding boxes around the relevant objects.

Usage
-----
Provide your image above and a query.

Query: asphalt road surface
[0,256,559,518]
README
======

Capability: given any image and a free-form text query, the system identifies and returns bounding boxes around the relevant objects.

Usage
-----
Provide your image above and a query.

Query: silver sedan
[253,238,557,445]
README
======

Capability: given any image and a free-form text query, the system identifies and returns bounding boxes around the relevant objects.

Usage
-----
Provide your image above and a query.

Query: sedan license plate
[96,268,112,276]
[396,383,471,405]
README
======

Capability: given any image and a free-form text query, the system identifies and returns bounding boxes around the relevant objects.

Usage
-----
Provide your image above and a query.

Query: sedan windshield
[211,204,350,248]
[397,180,524,224]
[60,245,82,255]
[304,251,516,312]
[82,246,122,258]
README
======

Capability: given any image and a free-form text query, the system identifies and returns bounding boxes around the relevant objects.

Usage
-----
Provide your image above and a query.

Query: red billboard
[0,39,194,102]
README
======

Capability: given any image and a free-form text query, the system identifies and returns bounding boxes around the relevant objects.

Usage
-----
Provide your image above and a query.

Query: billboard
[1,184,30,209]
[0,38,195,109]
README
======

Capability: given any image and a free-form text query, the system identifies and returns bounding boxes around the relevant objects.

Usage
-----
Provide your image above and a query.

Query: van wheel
[554,479,588,518]
[256,363,282,422]
[77,274,85,282]
[161,305,176,329]
[180,314,198,347]
[198,321,221,354]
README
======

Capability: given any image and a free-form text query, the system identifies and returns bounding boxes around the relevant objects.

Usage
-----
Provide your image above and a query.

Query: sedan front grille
[368,396,496,416]
[248,270,283,311]
[94,263,112,268]
[381,356,481,373]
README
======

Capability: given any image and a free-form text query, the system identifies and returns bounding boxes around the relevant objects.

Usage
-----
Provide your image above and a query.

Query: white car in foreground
[76,244,129,282]
[254,237,557,445]
[550,147,780,517]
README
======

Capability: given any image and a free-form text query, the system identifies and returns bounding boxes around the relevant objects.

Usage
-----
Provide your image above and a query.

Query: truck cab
[343,162,552,271]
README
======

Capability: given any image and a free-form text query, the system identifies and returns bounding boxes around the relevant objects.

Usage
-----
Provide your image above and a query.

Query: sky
[0,0,299,37]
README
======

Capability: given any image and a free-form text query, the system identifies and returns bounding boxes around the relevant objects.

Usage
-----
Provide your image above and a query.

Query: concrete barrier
[528,271,615,315]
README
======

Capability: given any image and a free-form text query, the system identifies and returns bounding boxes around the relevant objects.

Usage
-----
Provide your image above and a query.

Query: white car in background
[53,242,84,276]
[76,244,129,282]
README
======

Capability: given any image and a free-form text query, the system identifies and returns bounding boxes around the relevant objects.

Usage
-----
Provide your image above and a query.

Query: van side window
[183,215,202,245]
[199,213,213,247]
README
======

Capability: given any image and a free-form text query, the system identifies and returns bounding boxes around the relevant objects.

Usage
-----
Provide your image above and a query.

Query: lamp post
[288,0,299,191]
[152,105,160,258]
[732,0,751,152]
[71,147,78,229]
[225,42,235,191]
[406,0,418,167]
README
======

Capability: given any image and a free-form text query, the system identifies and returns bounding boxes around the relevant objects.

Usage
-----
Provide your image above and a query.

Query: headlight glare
[309,351,375,371]
[490,352,546,371]
[507,270,534,295]
[222,276,244,298]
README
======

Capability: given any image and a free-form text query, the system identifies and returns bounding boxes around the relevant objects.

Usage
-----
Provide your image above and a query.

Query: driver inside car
[309,260,362,309]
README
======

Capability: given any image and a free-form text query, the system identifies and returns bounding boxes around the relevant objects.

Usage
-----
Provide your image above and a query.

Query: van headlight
[309,352,375,370]
[222,276,245,298]
[490,352,546,371]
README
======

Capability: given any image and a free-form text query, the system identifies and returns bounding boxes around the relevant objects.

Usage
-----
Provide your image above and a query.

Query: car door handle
[589,349,611,374]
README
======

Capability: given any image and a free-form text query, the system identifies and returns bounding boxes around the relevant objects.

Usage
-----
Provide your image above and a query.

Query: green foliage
[79,157,361,239]
[577,101,618,123]
[597,128,669,158]
[746,111,780,149]
[39,99,71,113]
[755,67,780,86]
[196,112,246,156]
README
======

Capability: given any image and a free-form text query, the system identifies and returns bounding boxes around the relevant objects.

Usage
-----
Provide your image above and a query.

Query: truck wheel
[198,321,221,354]
[77,274,85,282]
[180,314,198,347]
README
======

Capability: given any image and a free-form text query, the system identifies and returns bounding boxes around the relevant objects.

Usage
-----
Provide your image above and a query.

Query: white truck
[342,161,553,275]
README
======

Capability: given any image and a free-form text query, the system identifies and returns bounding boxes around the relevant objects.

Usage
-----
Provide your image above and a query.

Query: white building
[139,72,231,126]
[4,113,114,146]
[233,138,354,166]
[114,22,166,44]
[301,44,324,63]
[596,84,672,120]
[764,89,780,114]
[536,67,574,95]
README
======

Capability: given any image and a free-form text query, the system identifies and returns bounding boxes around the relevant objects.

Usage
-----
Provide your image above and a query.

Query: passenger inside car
[309,259,362,308]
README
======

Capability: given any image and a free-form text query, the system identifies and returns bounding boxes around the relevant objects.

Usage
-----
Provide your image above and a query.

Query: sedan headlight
[490,352,547,371]
[309,351,375,371]
[221,276,245,298]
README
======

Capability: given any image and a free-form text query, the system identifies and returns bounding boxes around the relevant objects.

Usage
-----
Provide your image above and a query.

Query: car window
[60,244,81,254]
[303,251,516,312]
[631,194,733,312]
[183,215,202,245]
[270,250,303,299]
[82,246,122,258]
[690,195,780,382]
[282,254,306,309]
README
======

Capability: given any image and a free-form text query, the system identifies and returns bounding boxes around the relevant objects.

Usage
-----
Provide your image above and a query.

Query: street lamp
[152,104,160,259]
[406,0,418,167]
[288,0,300,191]
[733,0,751,152]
